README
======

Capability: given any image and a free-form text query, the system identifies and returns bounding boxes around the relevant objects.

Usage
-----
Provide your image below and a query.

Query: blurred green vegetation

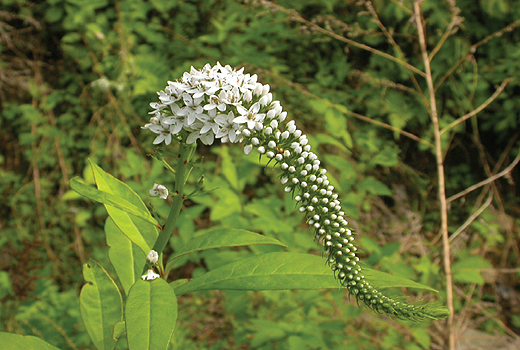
[1,0,520,349]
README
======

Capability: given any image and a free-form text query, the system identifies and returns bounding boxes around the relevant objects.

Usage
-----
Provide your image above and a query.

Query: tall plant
[2,63,447,350]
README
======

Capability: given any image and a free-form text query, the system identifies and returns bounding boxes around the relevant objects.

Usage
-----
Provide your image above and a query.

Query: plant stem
[261,1,426,78]
[414,2,455,349]
[447,149,520,203]
[150,142,195,273]
[440,78,513,135]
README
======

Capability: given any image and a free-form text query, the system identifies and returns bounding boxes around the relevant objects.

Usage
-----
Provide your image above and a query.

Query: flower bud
[147,250,159,264]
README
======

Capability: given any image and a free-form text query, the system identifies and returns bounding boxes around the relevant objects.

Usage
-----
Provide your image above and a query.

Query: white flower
[179,93,204,126]
[188,80,219,99]
[141,268,160,281]
[204,90,228,112]
[158,85,181,105]
[147,250,159,264]
[233,102,265,130]
[215,111,239,143]
[149,102,166,114]
[150,184,169,199]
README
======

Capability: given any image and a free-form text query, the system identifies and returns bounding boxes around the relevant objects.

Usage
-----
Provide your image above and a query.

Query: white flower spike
[143,63,449,321]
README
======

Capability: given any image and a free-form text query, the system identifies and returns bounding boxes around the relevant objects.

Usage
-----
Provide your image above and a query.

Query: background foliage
[1,0,520,349]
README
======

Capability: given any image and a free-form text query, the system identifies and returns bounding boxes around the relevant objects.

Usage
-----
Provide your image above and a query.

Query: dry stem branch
[448,194,493,243]
[254,67,433,148]
[447,149,520,203]
[258,0,426,78]
[428,5,462,61]
[363,1,423,94]
[414,2,455,349]
[435,20,520,91]
[440,78,514,135]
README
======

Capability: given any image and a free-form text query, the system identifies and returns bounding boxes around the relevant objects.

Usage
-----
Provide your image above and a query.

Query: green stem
[144,142,196,275]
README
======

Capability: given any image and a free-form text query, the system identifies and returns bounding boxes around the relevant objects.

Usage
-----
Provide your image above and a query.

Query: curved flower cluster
[143,63,448,321]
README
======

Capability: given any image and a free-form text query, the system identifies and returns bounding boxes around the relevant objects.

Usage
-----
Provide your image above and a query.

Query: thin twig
[482,268,520,273]
[470,297,520,341]
[447,149,520,203]
[259,1,426,78]
[440,78,513,135]
[414,2,455,349]
[428,6,462,61]
[344,109,432,147]
[435,20,520,91]
[363,1,423,94]
[254,67,434,148]
[388,0,413,14]
[351,69,422,97]
[449,194,493,243]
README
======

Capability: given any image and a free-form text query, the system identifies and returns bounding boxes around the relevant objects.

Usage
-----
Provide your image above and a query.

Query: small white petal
[141,269,160,281]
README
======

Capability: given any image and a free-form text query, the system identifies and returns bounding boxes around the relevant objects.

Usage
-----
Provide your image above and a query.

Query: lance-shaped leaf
[364,266,438,292]
[173,252,439,296]
[105,218,146,296]
[125,279,178,350]
[80,261,123,350]
[0,333,62,350]
[70,178,159,228]
[165,228,287,272]
[89,160,158,255]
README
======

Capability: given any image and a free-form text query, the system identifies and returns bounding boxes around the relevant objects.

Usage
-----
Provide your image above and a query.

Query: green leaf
[357,176,393,196]
[173,252,439,295]
[173,252,339,295]
[88,160,159,255]
[105,218,146,296]
[312,133,349,153]
[452,256,491,285]
[411,327,431,349]
[210,187,242,221]
[80,261,123,350]
[166,228,287,270]
[0,333,62,350]
[0,271,14,299]
[219,145,239,191]
[70,177,153,254]
[70,177,159,228]
[125,279,178,350]
[169,279,189,290]
[363,267,438,292]
[113,322,126,341]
